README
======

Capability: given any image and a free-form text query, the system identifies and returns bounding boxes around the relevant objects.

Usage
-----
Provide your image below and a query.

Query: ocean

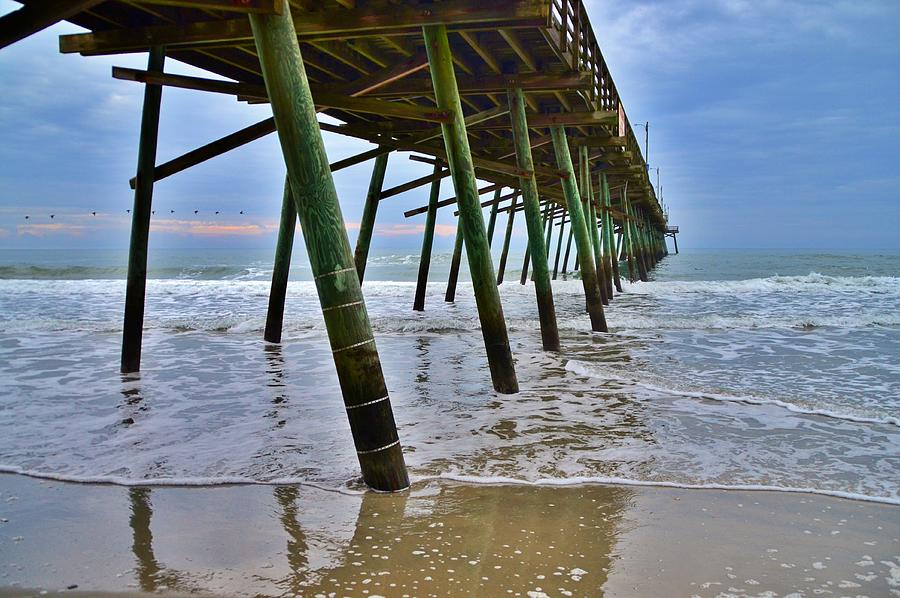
[0,247,897,504]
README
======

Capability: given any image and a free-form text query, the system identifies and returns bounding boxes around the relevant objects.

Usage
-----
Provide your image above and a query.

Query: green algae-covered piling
[121,46,165,375]
[250,5,408,491]
[353,152,390,284]
[264,179,297,344]
[551,125,607,333]
[508,87,560,351]
[496,192,518,285]
[423,24,518,394]
[413,163,443,312]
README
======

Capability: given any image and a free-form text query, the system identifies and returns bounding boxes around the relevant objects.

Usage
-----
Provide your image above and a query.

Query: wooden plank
[112,67,452,122]
[499,29,537,72]
[1,0,103,50]
[136,0,281,14]
[59,0,550,55]
[369,72,593,97]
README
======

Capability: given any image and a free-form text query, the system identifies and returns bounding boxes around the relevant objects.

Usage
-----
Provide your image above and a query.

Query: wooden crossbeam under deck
[59,0,550,55]
[113,67,452,123]
[1,0,103,50]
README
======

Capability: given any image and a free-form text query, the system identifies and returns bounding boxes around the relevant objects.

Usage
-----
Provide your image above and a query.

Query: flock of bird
[22,209,246,220]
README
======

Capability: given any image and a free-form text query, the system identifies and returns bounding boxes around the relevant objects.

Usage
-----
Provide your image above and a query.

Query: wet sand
[0,473,897,597]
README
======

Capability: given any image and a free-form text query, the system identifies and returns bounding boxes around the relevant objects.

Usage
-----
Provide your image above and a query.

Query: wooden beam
[1,0,103,50]
[59,0,550,55]
[404,183,504,218]
[136,0,281,14]
[499,29,537,72]
[379,170,450,201]
[367,72,593,98]
[112,67,452,122]
[459,31,501,74]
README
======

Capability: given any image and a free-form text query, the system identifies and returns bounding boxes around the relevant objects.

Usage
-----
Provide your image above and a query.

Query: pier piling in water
[551,125,608,333]
[13,0,682,486]
[354,152,390,284]
[121,46,165,375]
[250,4,408,490]
[264,179,297,344]
[423,24,518,394]
[413,163,443,312]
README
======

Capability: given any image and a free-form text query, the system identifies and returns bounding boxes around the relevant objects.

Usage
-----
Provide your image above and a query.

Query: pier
[2,0,673,491]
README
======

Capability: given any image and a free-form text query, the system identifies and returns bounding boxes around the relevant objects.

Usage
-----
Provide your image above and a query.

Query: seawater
[0,248,897,504]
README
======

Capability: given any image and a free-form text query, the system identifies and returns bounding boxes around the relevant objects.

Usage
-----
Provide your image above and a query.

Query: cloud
[150,218,279,236]
[17,223,88,237]
[374,223,457,237]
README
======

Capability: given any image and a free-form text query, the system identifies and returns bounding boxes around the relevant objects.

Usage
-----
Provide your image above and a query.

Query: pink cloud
[150,218,279,236]
[375,223,457,237]
[17,223,88,237]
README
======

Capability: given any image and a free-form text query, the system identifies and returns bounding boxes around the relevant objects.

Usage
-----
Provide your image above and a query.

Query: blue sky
[0,0,898,252]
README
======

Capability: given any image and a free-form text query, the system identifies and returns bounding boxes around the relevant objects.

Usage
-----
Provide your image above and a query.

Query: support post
[561,225,573,275]
[553,214,565,280]
[250,5,408,491]
[264,178,297,343]
[550,125,608,332]
[353,151,390,283]
[445,222,464,302]
[544,206,555,259]
[582,149,607,305]
[521,203,549,285]
[508,87,560,350]
[424,24,518,393]
[673,232,679,254]
[413,163,443,311]
[486,188,501,247]
[496,192,518,285]
[121,46,166,375]
[600,173,622,294]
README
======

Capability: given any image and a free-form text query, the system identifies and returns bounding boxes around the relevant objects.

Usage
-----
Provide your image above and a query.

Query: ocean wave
[624,272,900,296]
[564,359,900,427]
[0,264,275,281]
[607,312,900,330]
[2,465,895,505]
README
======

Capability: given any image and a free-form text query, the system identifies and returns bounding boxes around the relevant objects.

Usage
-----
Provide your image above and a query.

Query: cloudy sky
[0,0,898,252]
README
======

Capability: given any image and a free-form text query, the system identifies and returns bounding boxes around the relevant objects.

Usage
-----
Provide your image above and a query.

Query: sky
[0,0,898,252]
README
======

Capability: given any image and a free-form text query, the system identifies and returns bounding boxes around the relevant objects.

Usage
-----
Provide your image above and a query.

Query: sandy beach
[1,473,897,597]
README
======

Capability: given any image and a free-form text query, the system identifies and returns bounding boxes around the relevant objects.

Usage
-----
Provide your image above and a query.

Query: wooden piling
[520,202,548,285]
[581,150,608,305]
[353,152,390,284]
[553,214,565,280]
[445,223,464,302]
[508,87,560,351]
[551,126,608,332]
[264,178,297,343]
[496,192,518,285]
[485,188,501,247]
[600,173,622,294]
[413,163,442,311]
[249,5,408,491]
[562,226,574,275]
[121,46,165,375]
[423,24,518,394]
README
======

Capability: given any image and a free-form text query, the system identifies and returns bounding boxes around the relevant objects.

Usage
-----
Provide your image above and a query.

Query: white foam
[4,464,898,506]
[564,359,900,428]
[421,474,900,506]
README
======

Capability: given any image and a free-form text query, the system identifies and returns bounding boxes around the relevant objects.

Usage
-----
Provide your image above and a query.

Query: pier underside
[2,0,672,490]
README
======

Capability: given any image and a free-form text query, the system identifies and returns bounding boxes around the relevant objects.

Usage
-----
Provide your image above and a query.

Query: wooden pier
[2,0,672,491]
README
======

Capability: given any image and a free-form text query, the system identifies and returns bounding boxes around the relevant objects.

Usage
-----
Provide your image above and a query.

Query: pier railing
[549,0,657,209]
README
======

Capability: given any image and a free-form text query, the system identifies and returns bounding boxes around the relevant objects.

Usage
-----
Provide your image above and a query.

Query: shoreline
[2,473,897,597]
[2,466,898,507]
